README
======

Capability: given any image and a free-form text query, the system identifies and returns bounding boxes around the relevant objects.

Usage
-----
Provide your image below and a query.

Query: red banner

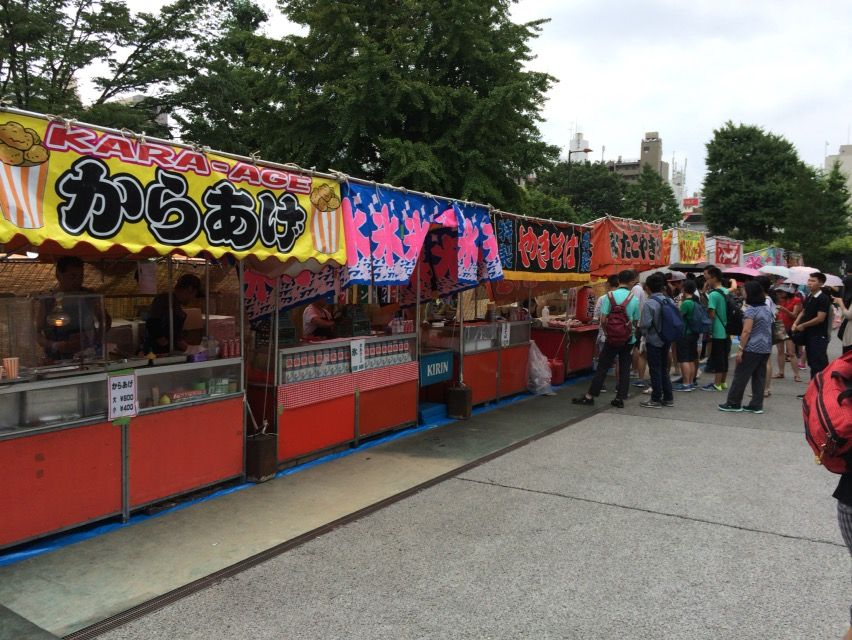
[714,238,742,266]
[590,218,668,275]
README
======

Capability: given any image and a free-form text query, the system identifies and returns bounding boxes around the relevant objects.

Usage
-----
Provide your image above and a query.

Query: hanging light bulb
[47,294,71,328]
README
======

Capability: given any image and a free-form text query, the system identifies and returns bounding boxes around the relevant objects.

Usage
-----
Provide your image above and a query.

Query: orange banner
[590,218,668,275]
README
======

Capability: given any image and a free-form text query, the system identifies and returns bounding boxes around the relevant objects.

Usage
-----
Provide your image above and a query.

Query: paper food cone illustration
[0,121,49,229]
[310,184,342,254]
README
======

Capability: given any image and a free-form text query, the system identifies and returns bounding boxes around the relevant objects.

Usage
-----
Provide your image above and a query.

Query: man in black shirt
[792,271,831,378]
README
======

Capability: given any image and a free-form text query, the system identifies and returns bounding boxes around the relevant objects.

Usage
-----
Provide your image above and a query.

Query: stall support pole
[458,291,464,385]
[238,261,246,480]
[204,260,210,340]
[121,422,129,523]
[414,262,422,422]
[167,257,174,352]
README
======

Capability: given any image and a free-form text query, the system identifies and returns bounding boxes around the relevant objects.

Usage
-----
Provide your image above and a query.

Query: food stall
[491,212,595,378]
[0,108,346,548]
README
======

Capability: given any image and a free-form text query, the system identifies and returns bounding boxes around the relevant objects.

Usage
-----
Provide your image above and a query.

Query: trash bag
[527,341,555,396]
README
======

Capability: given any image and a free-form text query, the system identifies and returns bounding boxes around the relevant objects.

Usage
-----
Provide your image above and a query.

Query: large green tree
[622,164,681,225]
[783,162,851,270]
[703,122,801,239]
[0,0,213,135]
[273,0,559,210]
[532,160,625,222]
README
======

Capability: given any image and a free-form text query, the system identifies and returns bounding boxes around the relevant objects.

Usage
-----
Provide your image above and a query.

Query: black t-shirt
[144,293,186,354]
[802,291,831,338]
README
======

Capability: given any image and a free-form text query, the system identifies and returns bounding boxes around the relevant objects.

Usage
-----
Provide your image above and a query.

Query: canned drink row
[283,347,350,383]
[364,339,411,369]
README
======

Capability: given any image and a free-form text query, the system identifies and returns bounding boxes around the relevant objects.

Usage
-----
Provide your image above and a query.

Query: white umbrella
[759,265,790,278]
[789,265,816,273]
[785,272,844,287]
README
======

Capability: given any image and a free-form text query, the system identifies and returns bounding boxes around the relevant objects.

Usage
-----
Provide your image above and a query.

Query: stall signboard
[500,322,511,347]
[0,110,346,265]
[786,251,804,267]
[340,182,502,287]
[108,371,137,421]
[419,350,453,386]
[744,247,785,269]
[714,238,742,266]
[678,230,706,264]
[492,213,592,282]
[590,218,667,274]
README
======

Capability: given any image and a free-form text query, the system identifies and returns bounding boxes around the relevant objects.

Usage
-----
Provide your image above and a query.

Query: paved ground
[100,357,850,640]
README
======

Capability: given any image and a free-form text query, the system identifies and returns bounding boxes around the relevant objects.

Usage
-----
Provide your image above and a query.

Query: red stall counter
[247,334,418,465]
[532,323,599,376]
[422,321,531,406]
[0,421,121,549]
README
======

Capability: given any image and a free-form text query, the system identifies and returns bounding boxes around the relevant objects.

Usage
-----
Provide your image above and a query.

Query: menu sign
[108,371,137,421]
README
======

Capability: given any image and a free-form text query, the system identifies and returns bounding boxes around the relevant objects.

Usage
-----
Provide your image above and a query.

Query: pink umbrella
[723,266,761,278]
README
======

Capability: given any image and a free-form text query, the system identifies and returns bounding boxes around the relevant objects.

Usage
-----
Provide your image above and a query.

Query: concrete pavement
[99,362,849,640]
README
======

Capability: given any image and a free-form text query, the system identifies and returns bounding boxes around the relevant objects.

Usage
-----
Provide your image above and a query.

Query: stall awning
[590,217,669,276]
[491,212,592,283]
[0,108,347,268]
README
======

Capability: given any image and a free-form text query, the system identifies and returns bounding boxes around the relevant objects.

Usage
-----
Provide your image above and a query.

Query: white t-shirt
[631,284,647,311]
[302,304,332,337]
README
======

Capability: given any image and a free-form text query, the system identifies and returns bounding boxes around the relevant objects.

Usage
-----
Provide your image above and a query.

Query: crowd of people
[572,265,852,413]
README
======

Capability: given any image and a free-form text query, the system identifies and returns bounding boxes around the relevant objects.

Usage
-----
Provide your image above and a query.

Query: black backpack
[711,289,743,336]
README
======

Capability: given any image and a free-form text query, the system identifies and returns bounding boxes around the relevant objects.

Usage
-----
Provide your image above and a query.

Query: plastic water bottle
[541,306,550,326]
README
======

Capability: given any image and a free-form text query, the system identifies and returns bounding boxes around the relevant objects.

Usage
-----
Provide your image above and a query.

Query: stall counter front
[248,333,419,465]
[421,321,531,406]
[532,323,599,376]
[0,355,245,549]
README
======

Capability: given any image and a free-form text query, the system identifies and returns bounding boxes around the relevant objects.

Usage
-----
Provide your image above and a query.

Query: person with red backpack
[573,269,640,409]
[801,350,852,639]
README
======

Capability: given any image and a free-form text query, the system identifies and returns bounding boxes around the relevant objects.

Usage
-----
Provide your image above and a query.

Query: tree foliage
[530,160,625,222]
[703,122,852,268]
[519,185,577,222]
[0,0,214,135]
[622,164,681,226]
[702,122,801,239]
[275,0,559,210]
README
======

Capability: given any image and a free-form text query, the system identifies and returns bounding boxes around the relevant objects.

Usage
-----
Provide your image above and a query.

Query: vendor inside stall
[37,256,111,362]
[144,273,203,354]
[302,296,336,339]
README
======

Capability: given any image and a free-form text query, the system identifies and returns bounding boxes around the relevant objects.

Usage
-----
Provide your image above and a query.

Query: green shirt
[680,298,696,335]
[598,287,641,345]
[707,287,729,339]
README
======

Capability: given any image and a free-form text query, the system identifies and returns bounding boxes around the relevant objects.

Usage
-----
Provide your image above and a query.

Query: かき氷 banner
[0,110,346,265]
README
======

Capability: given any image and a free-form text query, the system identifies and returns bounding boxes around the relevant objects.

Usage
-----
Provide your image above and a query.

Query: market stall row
[0,108,345,549]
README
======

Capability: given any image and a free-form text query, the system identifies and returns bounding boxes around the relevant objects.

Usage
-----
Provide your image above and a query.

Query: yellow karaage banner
[0,110,346,264]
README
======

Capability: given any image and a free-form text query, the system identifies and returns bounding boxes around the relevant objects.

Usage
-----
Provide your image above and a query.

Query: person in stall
[302,295,336,339]
[38,256,112,362]
[144,274,203,354]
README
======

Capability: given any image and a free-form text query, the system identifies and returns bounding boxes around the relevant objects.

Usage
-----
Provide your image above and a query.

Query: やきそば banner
[0,111,346,264]
[590,218,667,274]
[492,213,592,282]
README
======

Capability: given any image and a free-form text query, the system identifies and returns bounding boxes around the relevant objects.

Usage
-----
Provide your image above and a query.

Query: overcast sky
[107,0,852,196]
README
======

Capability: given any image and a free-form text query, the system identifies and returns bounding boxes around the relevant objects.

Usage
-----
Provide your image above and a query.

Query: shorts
[709,337,731,373]
[676,333,699,362]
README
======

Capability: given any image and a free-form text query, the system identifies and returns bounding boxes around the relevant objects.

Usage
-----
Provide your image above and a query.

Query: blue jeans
[646,343,673,403]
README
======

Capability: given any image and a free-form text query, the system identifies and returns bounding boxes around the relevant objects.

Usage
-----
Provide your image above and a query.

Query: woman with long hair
[718,281,775,414]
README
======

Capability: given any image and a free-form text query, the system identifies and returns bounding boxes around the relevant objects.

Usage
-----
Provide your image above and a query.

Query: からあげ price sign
[493,213,592,282]
[0,110,346,264]
[108,371,137,421]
